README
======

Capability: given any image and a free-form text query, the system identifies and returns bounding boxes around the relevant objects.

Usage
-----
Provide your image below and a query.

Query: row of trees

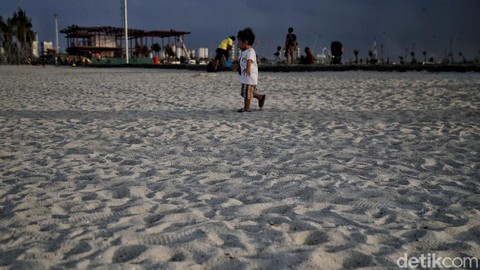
[0,8,35,64]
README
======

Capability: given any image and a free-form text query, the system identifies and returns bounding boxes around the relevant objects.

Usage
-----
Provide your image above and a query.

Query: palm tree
[0,16,6,64]
[7,12,19,63]
[3,8,35,64]
[410,51,417,64]
[422,51,427,63]
[458,52,466,64]
[15,9,35,62]
[353,49,359,64]
[1,16,16,64]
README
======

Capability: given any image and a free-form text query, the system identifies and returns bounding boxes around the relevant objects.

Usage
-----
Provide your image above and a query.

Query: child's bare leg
[238,98,251,112]
[254,92,266,109]
[244,98,251,110]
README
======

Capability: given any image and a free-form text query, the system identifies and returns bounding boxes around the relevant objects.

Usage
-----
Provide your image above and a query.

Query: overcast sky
[1,0,479,61]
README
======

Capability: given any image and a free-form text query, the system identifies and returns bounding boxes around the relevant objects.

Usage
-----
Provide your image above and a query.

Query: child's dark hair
[237,28,255,46]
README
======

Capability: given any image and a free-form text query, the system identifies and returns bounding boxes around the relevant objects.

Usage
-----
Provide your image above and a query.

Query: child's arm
[244,59,252,76]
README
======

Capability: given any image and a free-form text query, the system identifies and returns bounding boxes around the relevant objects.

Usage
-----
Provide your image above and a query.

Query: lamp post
[54,13,59,53]
[382,31,391,64]
[312,34,321,56]
[124,0,129,64]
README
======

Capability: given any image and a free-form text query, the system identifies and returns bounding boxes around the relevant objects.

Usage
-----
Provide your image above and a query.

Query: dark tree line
[0,8,35,64]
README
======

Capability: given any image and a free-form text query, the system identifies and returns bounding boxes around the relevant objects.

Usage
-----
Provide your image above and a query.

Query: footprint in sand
[421,158,437,169]
[112,245,148,263]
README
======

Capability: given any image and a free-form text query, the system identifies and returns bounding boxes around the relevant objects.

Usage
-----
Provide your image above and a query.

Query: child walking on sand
[237,28,266,112]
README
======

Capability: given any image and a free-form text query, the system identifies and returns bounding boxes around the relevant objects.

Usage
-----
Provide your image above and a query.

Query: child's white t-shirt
[239,48,258,85]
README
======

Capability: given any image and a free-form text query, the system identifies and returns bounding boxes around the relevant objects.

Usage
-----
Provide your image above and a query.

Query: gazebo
[60,25,191,59]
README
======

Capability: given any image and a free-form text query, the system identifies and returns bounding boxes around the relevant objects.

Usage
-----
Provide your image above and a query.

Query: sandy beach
[0,65,479,269]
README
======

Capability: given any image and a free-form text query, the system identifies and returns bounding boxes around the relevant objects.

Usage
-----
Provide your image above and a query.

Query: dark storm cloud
[2,0,479,61]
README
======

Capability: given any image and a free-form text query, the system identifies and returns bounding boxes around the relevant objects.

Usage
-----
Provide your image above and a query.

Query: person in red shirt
[300,47,315,65]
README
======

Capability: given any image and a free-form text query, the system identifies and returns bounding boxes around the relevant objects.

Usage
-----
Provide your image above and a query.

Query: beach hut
[60,25,190,62]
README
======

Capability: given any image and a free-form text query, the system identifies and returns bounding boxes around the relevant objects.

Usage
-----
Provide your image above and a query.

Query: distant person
[215,35,235,70]
[274,46,282,64]
[300,47,315,64]
[284,27,297,64]
[236,27,266,112]
[331,41,344,65]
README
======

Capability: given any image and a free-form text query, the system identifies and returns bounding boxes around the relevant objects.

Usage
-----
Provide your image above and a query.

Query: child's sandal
[259,95,266,108]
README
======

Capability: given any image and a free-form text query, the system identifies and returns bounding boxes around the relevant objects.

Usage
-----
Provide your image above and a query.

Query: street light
[54,13,59,53]
[123,0,129,64]
[312,34,321,56]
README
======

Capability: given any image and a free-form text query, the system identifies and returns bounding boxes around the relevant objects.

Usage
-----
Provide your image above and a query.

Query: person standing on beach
[237,28,266,112]
[284,27,297,64]
[214,35,235,70]
[274,46,282,64]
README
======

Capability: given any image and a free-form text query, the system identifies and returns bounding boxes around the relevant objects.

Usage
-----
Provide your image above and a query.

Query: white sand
[0,65,479,269]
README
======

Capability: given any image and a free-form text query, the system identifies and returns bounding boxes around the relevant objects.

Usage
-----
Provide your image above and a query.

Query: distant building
[41,41,53,55]
[32,34,39,58]
[32,41,39,58]
[60,25,190,59]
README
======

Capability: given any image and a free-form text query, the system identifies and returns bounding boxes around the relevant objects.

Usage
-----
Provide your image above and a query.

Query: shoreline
[86,63,480,72]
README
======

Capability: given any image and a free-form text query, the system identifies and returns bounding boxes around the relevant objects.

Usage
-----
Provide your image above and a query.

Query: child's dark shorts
[241,84,257,100]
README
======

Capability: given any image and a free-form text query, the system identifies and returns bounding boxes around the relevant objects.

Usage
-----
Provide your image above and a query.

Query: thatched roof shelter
[60,25,190,58]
